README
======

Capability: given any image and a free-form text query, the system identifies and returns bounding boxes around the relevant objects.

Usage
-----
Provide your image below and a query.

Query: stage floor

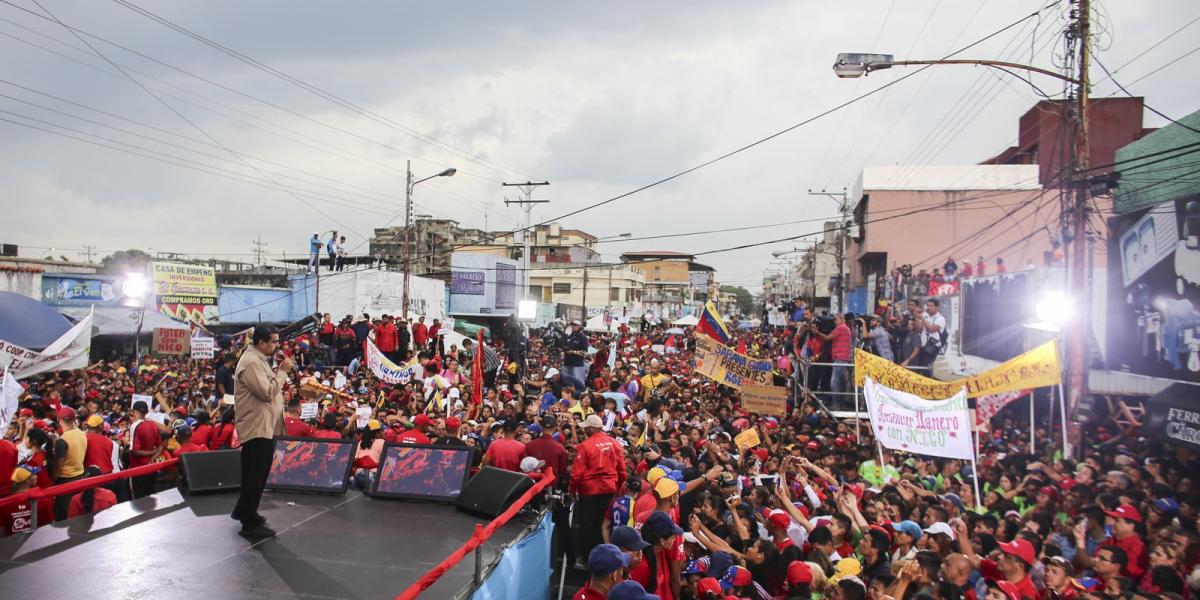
[0,487,536,599]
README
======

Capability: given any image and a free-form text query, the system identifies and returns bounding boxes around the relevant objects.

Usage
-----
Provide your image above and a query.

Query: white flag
[0,370,23,433]
[0,309,92,379]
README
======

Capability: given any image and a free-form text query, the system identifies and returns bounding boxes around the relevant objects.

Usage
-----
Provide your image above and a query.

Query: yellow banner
[853,340,1061,399]
[694,334,773,388]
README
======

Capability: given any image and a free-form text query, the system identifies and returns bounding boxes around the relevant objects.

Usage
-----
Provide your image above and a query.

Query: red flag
[471,329,484,406]
[736,338,747,355]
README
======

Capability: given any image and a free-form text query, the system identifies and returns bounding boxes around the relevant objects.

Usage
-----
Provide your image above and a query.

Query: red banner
[929,279,960,296]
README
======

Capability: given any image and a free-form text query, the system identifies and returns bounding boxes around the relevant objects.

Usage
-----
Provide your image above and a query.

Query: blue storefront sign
[40,275,121,307]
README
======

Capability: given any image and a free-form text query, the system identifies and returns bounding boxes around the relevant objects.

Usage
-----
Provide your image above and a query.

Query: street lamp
[403,163,456,316]
[832,52,1079,83]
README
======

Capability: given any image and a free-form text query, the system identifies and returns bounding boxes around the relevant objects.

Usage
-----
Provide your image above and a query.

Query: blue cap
[528,423,543,436]
[608,581,661,600]
[611,525,650,551]
[708,551,734,578]
[1154,497,1180,514]
[666,469,685,483]
[892,520,922,541]
[941,493,964,510]
[683,556,711,575]
[587,543,631,576]
[642,511,684,538]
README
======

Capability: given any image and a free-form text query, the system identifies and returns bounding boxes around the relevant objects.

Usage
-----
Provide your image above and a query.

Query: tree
[720,285,754,316]
[99,249,153,275]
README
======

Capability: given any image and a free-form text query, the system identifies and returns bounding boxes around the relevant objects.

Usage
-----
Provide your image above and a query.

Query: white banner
[0,310,92,379]
[364,339,418,385]
[190,336,215,359]
[1,370,24,433]
[864,377,973,460]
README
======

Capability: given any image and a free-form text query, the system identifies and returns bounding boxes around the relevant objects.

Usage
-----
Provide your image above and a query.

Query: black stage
[0,488,537,599]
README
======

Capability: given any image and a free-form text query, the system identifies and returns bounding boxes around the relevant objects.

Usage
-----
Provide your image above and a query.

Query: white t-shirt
[921,312,947,346]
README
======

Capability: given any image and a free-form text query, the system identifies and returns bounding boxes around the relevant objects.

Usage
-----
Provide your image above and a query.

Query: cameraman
[860,315,894,362]
[809,313,853,408]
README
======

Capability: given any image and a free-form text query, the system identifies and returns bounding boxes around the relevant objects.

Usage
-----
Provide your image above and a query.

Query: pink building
[848,164,1057,290]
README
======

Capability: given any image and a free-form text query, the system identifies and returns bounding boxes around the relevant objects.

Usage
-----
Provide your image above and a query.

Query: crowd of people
[0,306,1193,600]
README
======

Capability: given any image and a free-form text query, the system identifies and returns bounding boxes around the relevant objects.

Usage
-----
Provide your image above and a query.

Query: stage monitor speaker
[179,449,241,495]
[454,466,534,518]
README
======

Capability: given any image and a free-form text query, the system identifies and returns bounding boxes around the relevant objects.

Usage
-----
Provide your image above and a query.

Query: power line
[1092,56,1200,135]
[1123,40,1200,87]
[1091,14,1200,88]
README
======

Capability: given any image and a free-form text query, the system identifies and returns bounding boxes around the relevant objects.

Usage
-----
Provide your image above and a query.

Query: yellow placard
[734,428,761,450]
[740,384,788,417]
[854,340,1062,399]
[694,334,773,389]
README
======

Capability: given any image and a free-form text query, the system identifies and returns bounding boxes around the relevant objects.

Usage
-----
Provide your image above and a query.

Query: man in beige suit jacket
[232,326,293,538]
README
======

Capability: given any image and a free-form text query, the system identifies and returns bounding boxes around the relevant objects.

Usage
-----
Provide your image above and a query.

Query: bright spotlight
[518,299,537,321]
[1035,291,1070,324]
[121,273,148,299]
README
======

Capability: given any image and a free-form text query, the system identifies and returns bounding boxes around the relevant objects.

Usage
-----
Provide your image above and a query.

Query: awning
[0,291,72,349]
[59,306,190,336]
[1144,383,1200,451]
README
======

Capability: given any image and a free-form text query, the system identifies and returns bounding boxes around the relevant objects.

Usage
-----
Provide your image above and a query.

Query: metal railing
[794,358,931,438]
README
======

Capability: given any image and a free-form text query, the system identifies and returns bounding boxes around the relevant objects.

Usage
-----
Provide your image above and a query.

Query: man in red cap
[572,413,628,565]
[996,539,1038,600]
[393,414,432,445]
[1091,504,1146,579]
[52,406,87,520]
[482,419,525,472]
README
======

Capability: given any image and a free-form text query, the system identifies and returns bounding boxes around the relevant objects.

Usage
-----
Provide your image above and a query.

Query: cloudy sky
[2,0,1197,291]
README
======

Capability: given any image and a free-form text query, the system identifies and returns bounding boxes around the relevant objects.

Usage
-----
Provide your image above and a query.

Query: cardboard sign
[440,318,455,334]
[131,393,154,406]
[152,327,189,355]
[190,336,215,359]
[694,334,772,389]
[147,412,167,425]
[222,394,235,406]
[740,384,787,417]
[734,428,760,451]
[299,402,319,420]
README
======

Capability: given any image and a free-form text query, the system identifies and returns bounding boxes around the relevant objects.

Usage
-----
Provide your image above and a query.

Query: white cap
[923,522,955,539]
[545,368,559,379]
[582,414,605,429]
[519,456,545,473]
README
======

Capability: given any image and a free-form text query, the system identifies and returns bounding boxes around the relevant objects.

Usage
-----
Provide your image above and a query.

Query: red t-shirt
[1108,534,1148,579]
[129,421,162,468]
[209,423,235,450]
[83,432,115,474]
[627,545,680,600]
[1012,575,1037,600]
[392,429,430,445]
[485,438,526,472]
[174,442,209,456]
[829,323,852,361]
[311,429,343,440]
[572,583,608,600]
[284,416,314,438]
[191,424,213,447]
[3,498,53,534]
[67,487,118,518]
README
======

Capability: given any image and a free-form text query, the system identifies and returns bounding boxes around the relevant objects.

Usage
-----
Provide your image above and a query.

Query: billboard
[1107,193,1200,380]
[151,262,218,324]
[40,275,121,307]
[448,253,519,316]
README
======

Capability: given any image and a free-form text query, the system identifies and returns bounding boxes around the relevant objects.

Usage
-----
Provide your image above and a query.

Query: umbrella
[736,321,755,330]
[0,291,72,349]
[672,314,699,326]
[664,327,686,335]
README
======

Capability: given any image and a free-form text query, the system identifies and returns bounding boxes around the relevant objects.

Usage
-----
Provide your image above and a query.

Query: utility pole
[81,244,96,263]
[809,188,849,312]
[403,160,414,316]
[251,234,268,266]
[502,181,550,302]
[1064,0,1091,458]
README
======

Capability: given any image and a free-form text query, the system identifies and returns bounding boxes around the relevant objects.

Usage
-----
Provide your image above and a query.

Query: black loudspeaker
[454,467,534,517]
[1072,395,1097,424]
[179,449,241,495]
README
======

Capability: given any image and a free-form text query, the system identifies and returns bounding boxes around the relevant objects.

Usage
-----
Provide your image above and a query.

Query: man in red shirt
[4,467,53,533]
[524,415,568,483]
[173,426,210,456]
[1102,504,1147,579]
[83,415,115,474]
[573,543,631,600]
[572,414,627,564]
[392,414,432,445]
[128,400,164,498]
[283,401,314,437]
[811,313,853,408]
[0,438,16,497]
[376,315,399,362]
[412,316,429,350]
[996,539,1039,600]
[483,419,526,472]
[311,413,345,440]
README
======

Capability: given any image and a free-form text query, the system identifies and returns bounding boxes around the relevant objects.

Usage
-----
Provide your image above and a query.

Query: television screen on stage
[266,437,355,494]
[372,443,472,501]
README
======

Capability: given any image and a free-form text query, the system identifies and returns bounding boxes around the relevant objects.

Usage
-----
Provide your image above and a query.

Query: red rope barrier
[0,458,181,512]
[394,468,557,600]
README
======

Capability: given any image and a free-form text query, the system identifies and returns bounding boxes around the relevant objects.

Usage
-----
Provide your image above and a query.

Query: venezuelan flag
[696,300,731,345]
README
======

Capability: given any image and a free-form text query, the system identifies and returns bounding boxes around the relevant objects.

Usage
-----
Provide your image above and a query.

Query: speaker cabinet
[179,449,241,495]
[454,467,534,517]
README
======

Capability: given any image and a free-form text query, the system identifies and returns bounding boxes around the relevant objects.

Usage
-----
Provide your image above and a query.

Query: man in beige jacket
[232,326,293,538]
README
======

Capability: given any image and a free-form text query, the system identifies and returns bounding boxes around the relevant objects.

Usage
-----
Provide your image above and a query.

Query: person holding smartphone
[232,326,293,539]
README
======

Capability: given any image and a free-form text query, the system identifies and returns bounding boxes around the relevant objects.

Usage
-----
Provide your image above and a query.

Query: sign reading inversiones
[740,383,787,417]
[694,334,772,388]
[854,340,1061,400]
[151,262,218,324]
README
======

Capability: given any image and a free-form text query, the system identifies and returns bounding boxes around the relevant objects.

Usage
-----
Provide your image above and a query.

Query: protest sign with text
[365,339,417,384]
[190,336,215,359]
[0,311,92,379]
[854,340,1061,399]
[152,327,189,355]
[740,384,787,417]
[694,334,772,388]
[864,377,973,460]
